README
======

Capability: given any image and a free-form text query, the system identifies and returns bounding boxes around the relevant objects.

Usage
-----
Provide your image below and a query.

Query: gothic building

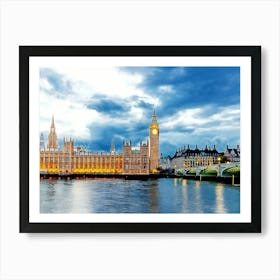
[40,111,160,175]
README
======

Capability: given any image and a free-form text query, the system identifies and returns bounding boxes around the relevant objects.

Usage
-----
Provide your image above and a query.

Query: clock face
[152,128,158,135]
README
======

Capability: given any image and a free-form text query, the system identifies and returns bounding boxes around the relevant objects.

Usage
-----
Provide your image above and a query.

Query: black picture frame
[19,46,261,233]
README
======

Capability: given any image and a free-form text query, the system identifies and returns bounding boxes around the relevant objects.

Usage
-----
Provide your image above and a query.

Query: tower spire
[151,108,157,123]
[47,115,58,150]
[51,115,55,128]
[110,137,115,154]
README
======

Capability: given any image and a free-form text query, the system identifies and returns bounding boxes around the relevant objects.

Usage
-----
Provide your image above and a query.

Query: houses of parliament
[40,111,160,175]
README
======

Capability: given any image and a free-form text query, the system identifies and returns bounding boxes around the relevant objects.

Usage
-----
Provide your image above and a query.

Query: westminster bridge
[175,162,240,177]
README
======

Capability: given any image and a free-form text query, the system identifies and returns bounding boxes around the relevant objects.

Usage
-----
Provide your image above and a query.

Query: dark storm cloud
[87,96,128,116]
[83,121,150,153]
[121,67,240,120]
[87,94,155,117]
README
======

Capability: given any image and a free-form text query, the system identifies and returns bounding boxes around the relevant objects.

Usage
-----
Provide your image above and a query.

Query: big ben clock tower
[149,109,159,173]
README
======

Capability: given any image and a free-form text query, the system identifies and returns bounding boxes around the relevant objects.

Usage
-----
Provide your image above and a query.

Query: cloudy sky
[39,66,240,156]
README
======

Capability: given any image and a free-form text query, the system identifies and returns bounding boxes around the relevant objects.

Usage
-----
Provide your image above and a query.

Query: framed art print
[19,46,261,233]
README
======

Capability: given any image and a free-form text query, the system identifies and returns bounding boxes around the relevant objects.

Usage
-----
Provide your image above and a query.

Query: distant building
[40,111,160,175]
[170,144,222,170]
[40,133,45,151]
[224,145,240,162]
[159,154,171,170]
[74,146,87,154]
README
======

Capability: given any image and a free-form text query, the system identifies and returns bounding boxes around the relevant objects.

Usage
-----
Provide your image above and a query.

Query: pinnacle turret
[110,138,115,154]
[47,115,58,149]
[151,108,157,123]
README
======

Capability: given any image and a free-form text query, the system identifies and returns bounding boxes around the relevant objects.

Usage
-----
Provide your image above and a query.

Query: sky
[39,66,240,157]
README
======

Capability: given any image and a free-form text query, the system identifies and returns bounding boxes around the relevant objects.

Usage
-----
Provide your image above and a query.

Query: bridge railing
[175,162,240,177]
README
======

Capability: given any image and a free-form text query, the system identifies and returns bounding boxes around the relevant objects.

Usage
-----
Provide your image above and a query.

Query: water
[40,178,240,213]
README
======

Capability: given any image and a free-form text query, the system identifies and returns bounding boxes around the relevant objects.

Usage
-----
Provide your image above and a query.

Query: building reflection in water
[215,183,225,213]
[181,179,188,212]
[195,180,202,212]
[71,180,91,213]
[149,180,159,213]
[46,180,56,198]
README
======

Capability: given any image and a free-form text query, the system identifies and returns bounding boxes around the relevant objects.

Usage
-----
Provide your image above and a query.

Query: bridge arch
[199,167,218,176]
[221,166,240,177]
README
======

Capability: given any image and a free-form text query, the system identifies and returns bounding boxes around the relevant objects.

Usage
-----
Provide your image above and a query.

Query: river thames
[40,178,240,213]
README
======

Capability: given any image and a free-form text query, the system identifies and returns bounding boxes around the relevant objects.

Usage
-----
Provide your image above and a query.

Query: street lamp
[217,157,221,177]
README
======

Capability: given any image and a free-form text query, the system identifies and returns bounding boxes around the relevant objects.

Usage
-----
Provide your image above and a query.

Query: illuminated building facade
[170,145,222,170]
[40,112,160,175]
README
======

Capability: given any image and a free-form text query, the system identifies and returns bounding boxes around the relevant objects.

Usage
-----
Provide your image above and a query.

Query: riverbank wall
[40,172,239,185]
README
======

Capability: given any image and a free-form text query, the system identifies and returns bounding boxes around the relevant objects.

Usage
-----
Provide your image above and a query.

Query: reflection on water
[194,181,202,213]
[40,178,240,214]
[181,180,188,213]
[215,183,225,213]
[149,181,158,213]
